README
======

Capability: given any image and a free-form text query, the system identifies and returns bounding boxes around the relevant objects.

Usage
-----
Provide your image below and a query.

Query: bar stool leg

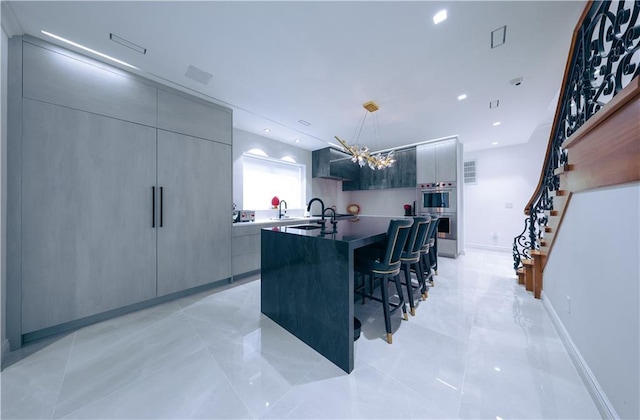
[379,275,393,344]
[392,274,409,321]
[403,265,416,316]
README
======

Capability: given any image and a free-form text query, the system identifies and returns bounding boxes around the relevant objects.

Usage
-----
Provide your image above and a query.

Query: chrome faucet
[278,200,288,219]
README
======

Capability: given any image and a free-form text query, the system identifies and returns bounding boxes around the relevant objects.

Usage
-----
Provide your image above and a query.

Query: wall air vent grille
[464,160,477,184]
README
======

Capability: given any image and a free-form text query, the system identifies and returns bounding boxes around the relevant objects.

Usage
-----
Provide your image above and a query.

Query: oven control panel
[418,181,455,189]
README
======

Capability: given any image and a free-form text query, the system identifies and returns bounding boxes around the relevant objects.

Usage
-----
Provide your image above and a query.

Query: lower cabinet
[232,225,262,276]
[21,100,158,333]
[157,130,231,296]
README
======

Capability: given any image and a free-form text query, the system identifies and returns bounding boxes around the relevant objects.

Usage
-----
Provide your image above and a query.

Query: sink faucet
[278,200,288,219]
[307,198,325,220]
[323,208,337,232]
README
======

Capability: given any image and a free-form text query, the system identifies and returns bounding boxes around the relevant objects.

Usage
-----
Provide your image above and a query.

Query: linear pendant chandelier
[335,101,395,170]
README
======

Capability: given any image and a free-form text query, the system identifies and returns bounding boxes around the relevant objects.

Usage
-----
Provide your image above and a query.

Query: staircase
[513,0,640,298]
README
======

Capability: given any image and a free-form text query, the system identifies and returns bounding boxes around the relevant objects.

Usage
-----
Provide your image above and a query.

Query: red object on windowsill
[271,196,280,206]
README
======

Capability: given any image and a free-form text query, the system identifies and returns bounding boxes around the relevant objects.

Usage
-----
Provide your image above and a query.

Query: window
[464,159,477,184]
[242,153,305,209]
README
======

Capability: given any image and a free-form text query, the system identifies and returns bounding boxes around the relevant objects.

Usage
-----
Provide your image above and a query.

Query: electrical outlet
[566,295,571,314]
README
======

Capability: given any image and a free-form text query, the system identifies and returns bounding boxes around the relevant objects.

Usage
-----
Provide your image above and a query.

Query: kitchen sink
[290,224,323,230]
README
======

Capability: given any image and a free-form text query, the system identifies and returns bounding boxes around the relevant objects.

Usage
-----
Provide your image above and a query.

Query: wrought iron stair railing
[513,0,640,271]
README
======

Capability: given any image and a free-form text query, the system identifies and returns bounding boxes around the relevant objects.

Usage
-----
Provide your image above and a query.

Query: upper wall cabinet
[157,90,232,144]
[22,41,157,127]
[342,147,416,191]
[312,147,359,181]
[416,140,459,183]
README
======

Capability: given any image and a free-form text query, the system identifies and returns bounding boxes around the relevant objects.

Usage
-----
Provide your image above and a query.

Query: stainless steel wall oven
[417,181,457,214]
[418,181,457,241]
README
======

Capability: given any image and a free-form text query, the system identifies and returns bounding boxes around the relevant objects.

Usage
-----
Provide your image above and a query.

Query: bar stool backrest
[405,216,431,257]
[426,214,439,244]
[380,219,413,272]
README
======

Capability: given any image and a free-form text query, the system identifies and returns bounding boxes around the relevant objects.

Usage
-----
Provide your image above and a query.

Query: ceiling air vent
[185,65,213,85]
[464,160,477,184]
[491,25,507,48]
[109,33,147,54]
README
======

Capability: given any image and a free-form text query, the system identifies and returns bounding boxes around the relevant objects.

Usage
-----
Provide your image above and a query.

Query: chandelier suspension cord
[373,111,382,148]
[353,109,368,145]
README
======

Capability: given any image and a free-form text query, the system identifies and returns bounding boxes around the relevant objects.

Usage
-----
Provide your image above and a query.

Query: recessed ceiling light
[457,94,467,101]
[493,122,501,126]
[263,128,271,133]
[41,30,138,69]
[295,139,300,143]
[433,10,447,24]
[492,141,499,145]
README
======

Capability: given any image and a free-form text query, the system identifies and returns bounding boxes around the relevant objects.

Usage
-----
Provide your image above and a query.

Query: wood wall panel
[564,85,640,193]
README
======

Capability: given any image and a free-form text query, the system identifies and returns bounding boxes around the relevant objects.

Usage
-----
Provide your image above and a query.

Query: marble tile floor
[0,249,601,419]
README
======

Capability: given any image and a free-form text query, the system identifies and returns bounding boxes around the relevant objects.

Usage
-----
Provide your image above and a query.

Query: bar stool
[420,214,439,293]
[354,218,412,344]
[399,216,431,316]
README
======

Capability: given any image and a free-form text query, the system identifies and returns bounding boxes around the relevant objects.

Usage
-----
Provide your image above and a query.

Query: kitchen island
[261,216,400,373]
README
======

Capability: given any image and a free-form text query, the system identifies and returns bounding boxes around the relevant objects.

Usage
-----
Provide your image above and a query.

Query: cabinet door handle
[152,186,156,228]
[160,187,164,227]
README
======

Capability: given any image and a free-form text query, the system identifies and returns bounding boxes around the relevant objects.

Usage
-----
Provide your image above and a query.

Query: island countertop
[263,216,408,249]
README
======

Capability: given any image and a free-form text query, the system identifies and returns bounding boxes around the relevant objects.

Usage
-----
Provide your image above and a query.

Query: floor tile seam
[57,345,221,420]
[76,300,188,348]
[256,358,326,419]
[363,359,428,403]
[201,343,257,420]
[56,310,206,419]
[51,332,78,419]
[456,311,475,419]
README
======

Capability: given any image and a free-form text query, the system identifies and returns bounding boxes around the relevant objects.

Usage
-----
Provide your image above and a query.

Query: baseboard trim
[541,291,620,419]
[1,338,10,370]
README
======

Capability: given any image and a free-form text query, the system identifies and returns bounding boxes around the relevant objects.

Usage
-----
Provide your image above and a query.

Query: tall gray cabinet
[157,130,231,296]
[7,36,232,347]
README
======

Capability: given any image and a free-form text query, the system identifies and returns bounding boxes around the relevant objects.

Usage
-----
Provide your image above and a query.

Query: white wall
[345,187,416,217]
[463,125,548,251]
[232,128,312,217]
[1,25,8,365]
[543,183,640,419]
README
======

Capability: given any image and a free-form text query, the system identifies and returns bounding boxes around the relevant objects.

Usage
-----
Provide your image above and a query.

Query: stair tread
[523,258,534,266]
[553,164,574,175]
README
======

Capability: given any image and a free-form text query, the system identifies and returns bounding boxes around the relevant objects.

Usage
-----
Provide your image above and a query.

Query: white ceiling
[2,1,585,152]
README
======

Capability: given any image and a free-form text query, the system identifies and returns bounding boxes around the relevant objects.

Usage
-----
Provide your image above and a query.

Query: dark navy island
[261,212,398,374]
